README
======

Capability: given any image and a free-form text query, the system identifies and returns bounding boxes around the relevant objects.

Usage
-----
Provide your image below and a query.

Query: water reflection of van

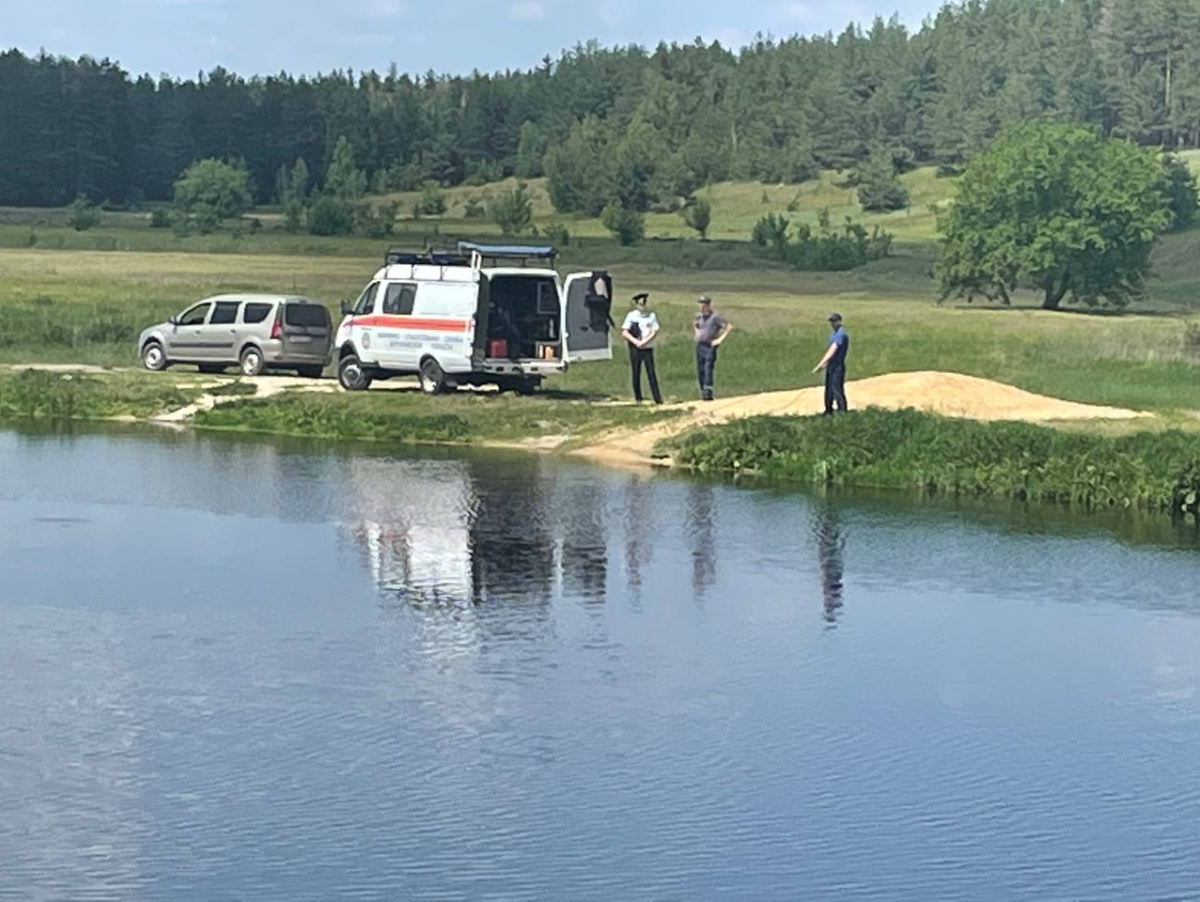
[342,458,475,603]
[339,455,604,607]
[334,243,613,394]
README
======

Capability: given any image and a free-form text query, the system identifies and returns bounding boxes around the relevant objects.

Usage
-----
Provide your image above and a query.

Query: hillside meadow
[0,164,1198,419]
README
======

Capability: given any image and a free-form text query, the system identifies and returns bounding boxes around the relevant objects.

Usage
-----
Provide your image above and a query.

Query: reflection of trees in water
[813,503,845,625]
[558,482,608,604]
[685,481,717,598]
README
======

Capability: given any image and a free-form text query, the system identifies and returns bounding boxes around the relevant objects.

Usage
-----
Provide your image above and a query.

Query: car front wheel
[142,341,168,371]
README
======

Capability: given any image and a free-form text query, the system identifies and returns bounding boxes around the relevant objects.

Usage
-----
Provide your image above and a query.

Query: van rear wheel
[419,357,449,395]
[338,354,372,391]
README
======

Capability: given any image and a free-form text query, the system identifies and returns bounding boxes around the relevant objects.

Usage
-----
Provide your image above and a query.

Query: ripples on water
[2,428,1200,900]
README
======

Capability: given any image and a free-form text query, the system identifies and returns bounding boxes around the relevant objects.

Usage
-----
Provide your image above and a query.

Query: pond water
[2,426,1200,900]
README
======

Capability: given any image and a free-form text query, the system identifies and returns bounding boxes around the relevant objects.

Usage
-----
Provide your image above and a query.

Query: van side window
[243,302,273,324]
[210,301,240,325]
[353,283,380,315]
[178,303,211,326]
[382,283,417,315]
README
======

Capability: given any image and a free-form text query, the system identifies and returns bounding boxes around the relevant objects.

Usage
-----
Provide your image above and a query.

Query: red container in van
[487,338,508,358]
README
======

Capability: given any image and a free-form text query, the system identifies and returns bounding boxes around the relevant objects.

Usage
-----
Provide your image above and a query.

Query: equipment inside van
[334,243,613,394]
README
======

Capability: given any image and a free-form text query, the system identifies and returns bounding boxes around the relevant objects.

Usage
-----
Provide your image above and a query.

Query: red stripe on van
[352,315,470,332]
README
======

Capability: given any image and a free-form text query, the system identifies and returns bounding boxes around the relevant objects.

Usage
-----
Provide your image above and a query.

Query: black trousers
[629,346,662,404]
[696,343,718,400]
[824,363,848,415]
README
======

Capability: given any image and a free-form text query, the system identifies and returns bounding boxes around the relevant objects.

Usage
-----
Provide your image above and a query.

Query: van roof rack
[456,241,557,266]
[384,248,471,266]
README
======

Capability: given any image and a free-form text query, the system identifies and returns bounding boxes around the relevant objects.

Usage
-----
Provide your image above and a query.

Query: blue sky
[5,0,942,79]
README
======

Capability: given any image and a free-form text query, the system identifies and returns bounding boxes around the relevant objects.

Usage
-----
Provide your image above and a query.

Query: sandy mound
[575,370,1150,467]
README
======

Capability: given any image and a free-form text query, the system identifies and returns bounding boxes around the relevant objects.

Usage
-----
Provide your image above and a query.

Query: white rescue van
[334,242,613,393]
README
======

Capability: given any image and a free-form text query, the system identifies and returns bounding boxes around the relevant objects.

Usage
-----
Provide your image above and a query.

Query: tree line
[3,0,1200,213]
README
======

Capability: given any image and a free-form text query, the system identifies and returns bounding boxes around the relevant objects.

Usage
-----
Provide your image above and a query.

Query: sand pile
[575,370,1150,466]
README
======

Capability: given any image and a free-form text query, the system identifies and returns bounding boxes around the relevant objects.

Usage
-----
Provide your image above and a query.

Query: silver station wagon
[138,294,332,377]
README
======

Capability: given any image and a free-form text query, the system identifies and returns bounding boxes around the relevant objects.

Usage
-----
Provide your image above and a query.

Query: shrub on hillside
[173,158,253,220]
[601,203,645,246]
[855,148,910,212]
[752,213,890,271]
[1162,153,1199,232]
[489,181,534,235]
[414,181,447,216]
[462,195,486,219]
[751,212,790,251]
[67,194,100,231]
[681,196,712,239]
[544,222,571,247]
[307,195,355,236]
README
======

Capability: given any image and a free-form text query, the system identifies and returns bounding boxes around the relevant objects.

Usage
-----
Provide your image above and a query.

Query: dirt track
[573,371,1151,467]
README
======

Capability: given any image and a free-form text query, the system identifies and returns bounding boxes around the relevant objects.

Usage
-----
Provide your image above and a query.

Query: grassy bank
[0,369,197,419]
[193,390,675,446]
[669,408,1200,520]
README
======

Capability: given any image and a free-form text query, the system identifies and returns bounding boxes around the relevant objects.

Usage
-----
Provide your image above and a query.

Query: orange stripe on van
[352,315,471,332]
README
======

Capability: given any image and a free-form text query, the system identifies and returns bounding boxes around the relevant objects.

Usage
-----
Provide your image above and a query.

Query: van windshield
[285,304,330,328]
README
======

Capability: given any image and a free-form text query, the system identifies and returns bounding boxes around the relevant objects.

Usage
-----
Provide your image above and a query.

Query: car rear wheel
[141,341,168,372]
[419,357,449,395]
[239,346,265,377]
[296,365,324,379]
[338,354,372,391]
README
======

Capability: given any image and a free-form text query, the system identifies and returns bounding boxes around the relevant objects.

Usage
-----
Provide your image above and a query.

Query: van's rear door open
[563,272,613,362]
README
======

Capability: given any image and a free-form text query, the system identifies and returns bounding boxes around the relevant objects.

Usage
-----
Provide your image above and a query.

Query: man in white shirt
[621,293,663,404]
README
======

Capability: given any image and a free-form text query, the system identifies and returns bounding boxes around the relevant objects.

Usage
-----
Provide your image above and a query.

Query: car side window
[210,301,240,325]
[243,302,273,324]
[382,283,417,315]
[178,303,211,326]
[353,283,380,315]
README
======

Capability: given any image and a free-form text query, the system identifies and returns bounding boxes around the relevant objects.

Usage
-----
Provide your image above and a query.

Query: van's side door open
[562,272,613,362]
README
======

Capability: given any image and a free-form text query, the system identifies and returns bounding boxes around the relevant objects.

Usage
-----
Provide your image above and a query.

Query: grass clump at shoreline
[668,408,1200,520]
[0,369,195,419]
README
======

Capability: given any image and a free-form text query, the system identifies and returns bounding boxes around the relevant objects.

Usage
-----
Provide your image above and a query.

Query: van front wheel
[338,355,372,391]
[419,358,449,395]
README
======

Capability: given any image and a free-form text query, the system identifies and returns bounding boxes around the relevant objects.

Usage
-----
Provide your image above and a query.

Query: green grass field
[1,164,1199,426]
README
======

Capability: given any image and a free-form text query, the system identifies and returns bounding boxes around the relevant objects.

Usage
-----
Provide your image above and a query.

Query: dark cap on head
[632,292,649,303]
[828,312,843,323]
[697,293,712,304]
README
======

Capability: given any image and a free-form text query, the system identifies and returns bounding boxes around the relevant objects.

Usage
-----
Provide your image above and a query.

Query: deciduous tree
[938,122,1171,310]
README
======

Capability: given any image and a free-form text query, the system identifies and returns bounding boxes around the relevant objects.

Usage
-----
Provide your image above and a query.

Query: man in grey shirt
[693,294,732,401]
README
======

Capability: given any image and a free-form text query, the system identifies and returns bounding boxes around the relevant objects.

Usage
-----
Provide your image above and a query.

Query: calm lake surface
[3,426,1200,901]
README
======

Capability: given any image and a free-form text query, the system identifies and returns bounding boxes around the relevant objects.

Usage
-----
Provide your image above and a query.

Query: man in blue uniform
[812,312,849,415]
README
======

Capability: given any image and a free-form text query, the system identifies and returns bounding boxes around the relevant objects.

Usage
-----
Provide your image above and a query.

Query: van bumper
[481,359,566,376]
